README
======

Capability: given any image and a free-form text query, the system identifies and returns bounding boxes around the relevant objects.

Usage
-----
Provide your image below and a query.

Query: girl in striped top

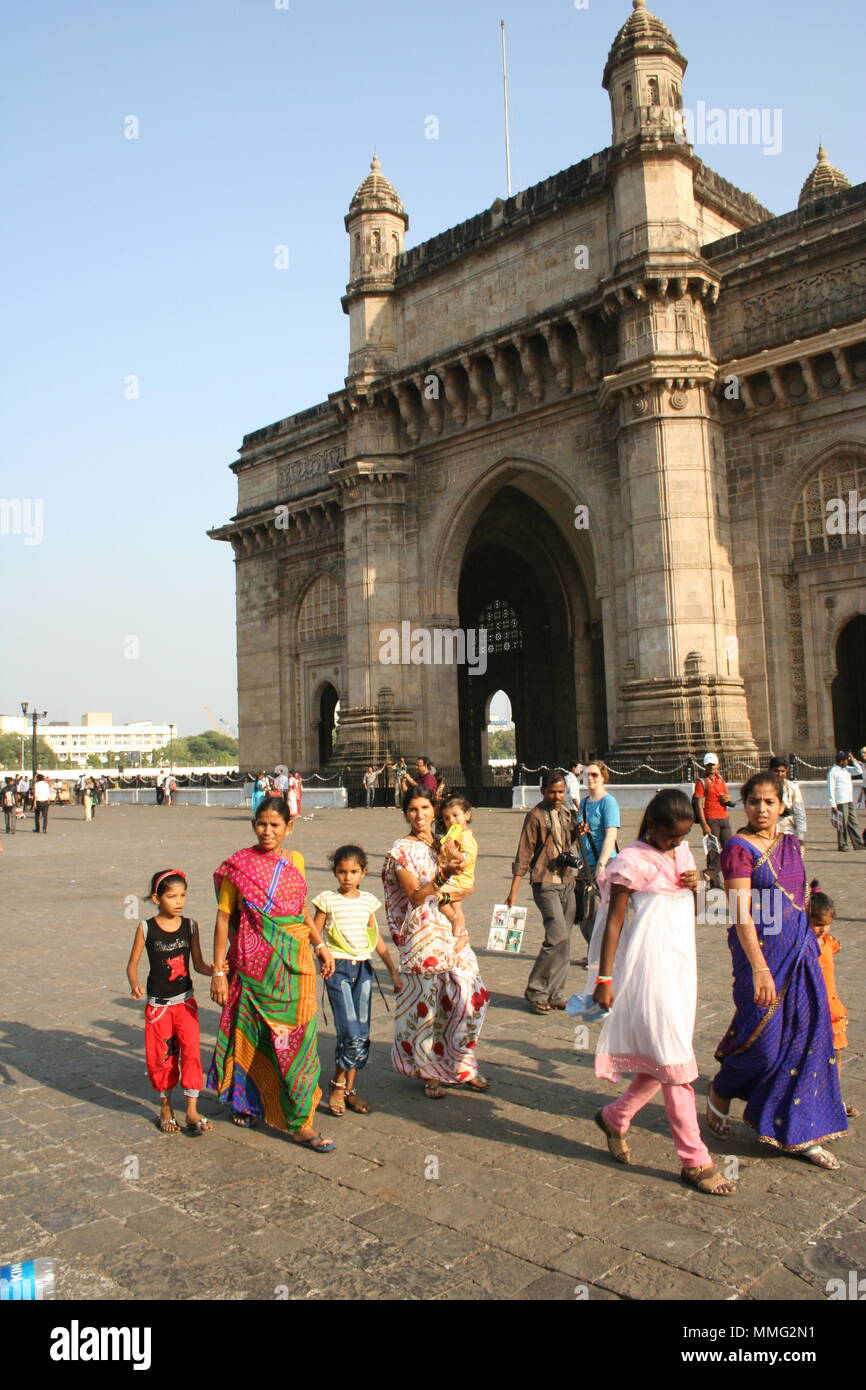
[313,845,403,1116]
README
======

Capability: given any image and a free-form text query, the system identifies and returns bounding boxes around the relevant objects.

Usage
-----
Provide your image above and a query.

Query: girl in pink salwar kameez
[588,789,736,1196]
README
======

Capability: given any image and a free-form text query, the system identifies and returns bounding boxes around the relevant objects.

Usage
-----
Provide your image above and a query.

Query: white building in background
[0,712,174,765]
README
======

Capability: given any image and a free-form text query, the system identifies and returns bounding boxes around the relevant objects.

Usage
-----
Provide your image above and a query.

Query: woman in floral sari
[382,788,490,1099]
[707,773,847,1169]
[208,796,336,1150]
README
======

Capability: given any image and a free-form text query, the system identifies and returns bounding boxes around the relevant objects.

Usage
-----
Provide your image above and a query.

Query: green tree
[0,733,60,771]
[487,727,516,761]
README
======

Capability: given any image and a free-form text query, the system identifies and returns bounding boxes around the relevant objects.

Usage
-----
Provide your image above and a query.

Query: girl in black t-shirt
[127,869,214,1134]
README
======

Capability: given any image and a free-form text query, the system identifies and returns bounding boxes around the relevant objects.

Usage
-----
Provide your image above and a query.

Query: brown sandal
[424,1080,446,1099]
[328,1080,346,1116]
[345,1089,371,1114]
[681,1165,737,1195]
[594,1109,631,1164]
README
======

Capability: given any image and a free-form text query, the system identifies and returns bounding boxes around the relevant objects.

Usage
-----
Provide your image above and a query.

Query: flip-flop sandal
[231,1113,256,1128]
[463,1075,490,1091]
[157,1112,180,1135]
[798,1144,841,1171]
[681,1165,737,1196]
[594,1109,631,1164]
[291,1133,336,1152]
[424,1081,446,1099]
[186,1118,213,1135]
[705,1087,731,1138]
[528,1001,551,1014]
[845,1104,860,1118]
[345,1090,372,1114]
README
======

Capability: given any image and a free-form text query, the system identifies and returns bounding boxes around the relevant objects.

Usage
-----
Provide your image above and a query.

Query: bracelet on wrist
[212,970,227,978]
[596,975,613,984]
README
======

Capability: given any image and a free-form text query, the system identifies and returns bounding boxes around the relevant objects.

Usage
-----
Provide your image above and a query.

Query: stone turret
[603,0,687,148]
[342,155,409,383]
[798,145,851,207]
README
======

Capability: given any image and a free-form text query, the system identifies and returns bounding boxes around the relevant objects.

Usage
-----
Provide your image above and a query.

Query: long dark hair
[638,789,694,842]
[402,785,434,816]
[253,795,291,824]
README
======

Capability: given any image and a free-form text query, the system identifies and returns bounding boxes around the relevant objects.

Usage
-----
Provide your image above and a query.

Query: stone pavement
[0,799,863,1302]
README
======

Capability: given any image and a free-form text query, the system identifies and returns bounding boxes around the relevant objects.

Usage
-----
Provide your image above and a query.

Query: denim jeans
[325,959,373,1071]
[365,787,375,808]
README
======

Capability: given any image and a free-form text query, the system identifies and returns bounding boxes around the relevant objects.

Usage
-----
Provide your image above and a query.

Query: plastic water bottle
[565,992,610,1024]
[0,1258,56,1300]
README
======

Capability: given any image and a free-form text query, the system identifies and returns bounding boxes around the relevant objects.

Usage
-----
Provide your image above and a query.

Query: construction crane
[203,706,238,739]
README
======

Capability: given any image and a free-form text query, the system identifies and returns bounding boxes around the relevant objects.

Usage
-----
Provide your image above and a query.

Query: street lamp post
[169,724,176,770]
[20,702,47,784]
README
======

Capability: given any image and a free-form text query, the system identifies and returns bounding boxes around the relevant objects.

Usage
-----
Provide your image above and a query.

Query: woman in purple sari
[706,774,847,1169]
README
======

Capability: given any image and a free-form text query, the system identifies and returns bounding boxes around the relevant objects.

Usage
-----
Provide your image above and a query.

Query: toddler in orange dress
[809,885,858,1118]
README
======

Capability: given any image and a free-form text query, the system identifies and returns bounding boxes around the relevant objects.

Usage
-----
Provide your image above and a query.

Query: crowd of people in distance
[123,744,858,1198]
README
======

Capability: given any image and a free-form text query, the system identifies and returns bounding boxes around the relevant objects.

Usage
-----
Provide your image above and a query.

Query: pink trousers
[602,1074,711,1169]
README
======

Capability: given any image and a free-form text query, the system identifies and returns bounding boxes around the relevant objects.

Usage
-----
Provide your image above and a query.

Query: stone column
[603,371,757,758]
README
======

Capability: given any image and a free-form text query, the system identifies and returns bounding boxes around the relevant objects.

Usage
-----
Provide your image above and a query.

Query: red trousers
[144,998,204,1093]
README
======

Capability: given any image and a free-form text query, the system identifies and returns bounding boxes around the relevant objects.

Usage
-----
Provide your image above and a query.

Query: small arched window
[622,82,633,112]
[371,228,382,253]
[647,76,660,106]
[791,452,866,556]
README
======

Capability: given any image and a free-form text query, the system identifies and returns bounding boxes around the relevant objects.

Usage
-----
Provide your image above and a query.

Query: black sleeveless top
[143,917,196,1001]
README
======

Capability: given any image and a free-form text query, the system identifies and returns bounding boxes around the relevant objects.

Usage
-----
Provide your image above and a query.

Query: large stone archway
[833,616,866,749]
[453,482,606,771]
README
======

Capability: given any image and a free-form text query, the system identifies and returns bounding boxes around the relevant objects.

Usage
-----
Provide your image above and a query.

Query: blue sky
[1,0,859,735]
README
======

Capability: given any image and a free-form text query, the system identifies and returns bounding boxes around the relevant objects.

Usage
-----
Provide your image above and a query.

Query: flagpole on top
[500,20,513,198]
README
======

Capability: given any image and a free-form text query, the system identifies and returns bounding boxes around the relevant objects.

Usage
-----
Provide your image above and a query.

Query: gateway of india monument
[212,0,865,781]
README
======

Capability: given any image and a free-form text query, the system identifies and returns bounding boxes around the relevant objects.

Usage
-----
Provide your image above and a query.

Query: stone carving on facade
[743,261,866,345]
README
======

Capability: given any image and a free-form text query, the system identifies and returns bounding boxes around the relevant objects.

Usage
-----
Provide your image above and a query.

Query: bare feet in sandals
[345,1090,372,1114]
[799,1144,840,1170]
[681,1165,737,1195]
[185,1110,212,1135]
[463,1075,490,1091]
[157,1098,180,1134]
[328,1080,346,1116]
[705,1083,731,1137]
[424,1080,445,1099]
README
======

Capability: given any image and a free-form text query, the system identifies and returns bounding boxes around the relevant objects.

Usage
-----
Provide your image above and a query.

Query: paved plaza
[0,799,863,1302]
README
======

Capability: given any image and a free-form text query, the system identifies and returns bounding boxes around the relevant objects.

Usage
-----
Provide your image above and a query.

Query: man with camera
[506,768,584,1015]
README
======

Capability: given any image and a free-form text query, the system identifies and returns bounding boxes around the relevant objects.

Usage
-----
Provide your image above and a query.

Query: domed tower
[342,155,409,384]
[798,145,851,207]
[600,2,758,760]
[603,0,686,148]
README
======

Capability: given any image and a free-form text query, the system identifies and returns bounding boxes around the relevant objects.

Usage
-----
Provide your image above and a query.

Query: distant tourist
[362,764,385,809]
[564,761,585,811]
[2,777,17,834]
[163,774,177,807]
[33,772,51,834]
[768,756,806,842]
[507,768,579,1015]
[251,772,271,817]
[391,757,408,808]
[273,768,289,797]
[155,771,164,806]
[83,779,96,822]
[692,754,734,888]
[403,757,438,798]
[287,771,300,818]
[828,751,864,852]
[126,868,214,1134]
